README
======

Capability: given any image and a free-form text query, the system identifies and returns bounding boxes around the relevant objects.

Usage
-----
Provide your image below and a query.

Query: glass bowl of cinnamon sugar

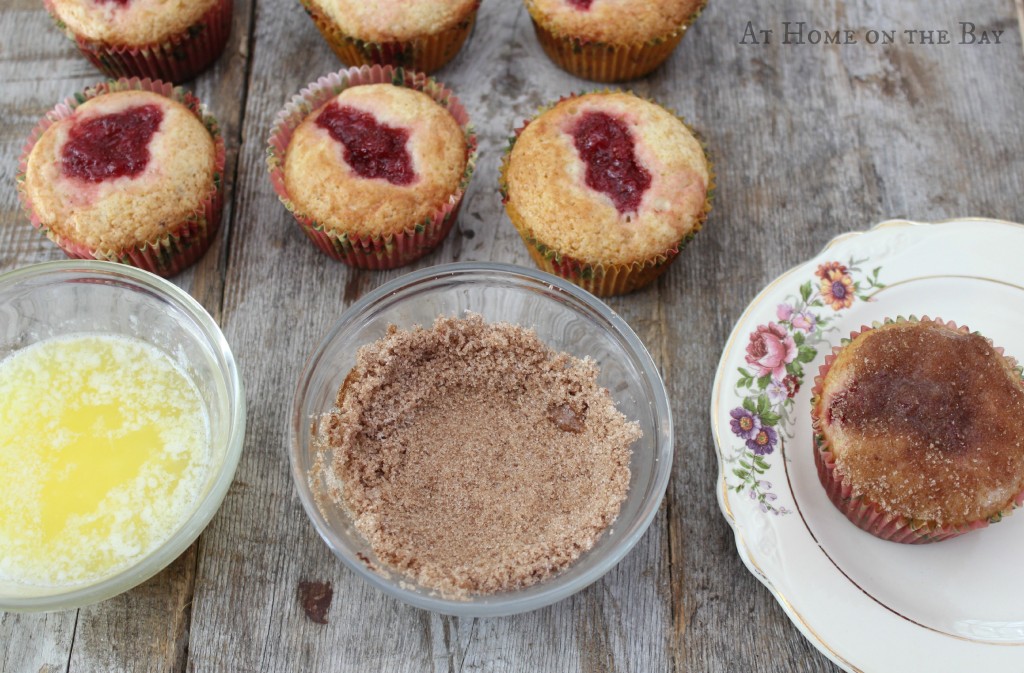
[290,262,672,616]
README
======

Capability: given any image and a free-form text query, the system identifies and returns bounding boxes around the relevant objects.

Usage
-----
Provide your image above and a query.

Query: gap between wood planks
[1017,0,1024,56]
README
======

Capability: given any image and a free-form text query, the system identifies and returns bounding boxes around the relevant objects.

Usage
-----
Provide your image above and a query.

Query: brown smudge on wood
[297,581,333,625]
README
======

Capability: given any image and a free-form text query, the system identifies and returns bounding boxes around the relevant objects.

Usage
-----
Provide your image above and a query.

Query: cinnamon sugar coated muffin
[811,317,1024,543]
[501,91,711,296]
[43,0,232,82]
[274,74,475,268]
[525,0,707,81]
[19,85,223,276]
[300,0,480,73]
[317,314,639,596]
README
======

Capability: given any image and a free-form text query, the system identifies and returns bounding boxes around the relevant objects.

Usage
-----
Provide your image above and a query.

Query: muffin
[17,79,225,277]
[811,317,1024,543]
[499,91,711,296]
[525,0,706,81]
[42,0,232,83]
[300,0,480,74]
[268,66,477,269]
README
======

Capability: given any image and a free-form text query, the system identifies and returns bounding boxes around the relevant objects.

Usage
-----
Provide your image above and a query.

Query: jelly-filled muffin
[300,0,480,74]
[268,67,476,269]
[18,81,224,276]
[43,0,232,83]
[500,91,711,296]
[525,0,706,81]
[811,317,1024,543]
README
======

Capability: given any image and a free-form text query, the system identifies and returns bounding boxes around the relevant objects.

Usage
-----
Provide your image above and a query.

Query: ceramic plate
[712,218,1024,673]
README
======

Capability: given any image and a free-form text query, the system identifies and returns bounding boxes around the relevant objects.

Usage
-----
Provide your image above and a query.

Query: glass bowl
[0,260,246,612]
[290,262,672,616]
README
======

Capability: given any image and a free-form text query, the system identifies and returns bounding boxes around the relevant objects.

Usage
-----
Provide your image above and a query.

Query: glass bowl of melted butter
[0,260,245,612]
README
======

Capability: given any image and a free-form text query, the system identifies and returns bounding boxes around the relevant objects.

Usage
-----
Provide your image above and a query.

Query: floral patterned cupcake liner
[525,0,707,82]
[810,315,1024,543]
[498,91,713,297]
[43,0,233,84]
[16,78,226,278]
[299,0,479,74]
[266,65,477,270]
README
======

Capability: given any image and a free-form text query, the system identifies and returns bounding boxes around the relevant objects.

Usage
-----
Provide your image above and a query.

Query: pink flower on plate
[776,303,794,321]
[791,310,816,333]
[745,322,797,381]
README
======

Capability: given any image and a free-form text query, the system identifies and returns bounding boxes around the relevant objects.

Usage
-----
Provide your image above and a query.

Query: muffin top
[525,0,704,44]
[312,0,479,43]
[47,0,220,46]
[504,91,709,266]
[284,84,468,239]
[814,319,1024,527]
[24,89,216,252]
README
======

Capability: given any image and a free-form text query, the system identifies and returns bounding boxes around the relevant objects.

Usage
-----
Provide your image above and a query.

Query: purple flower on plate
[746,425,778,456]
[766,379,788,405]
[792,310,817,333]
[729,407,761,440]
[776,303,794,321]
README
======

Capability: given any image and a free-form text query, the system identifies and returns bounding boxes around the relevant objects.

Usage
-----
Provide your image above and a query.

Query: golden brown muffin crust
[284,84,468,239]
[312,0,478,43]
[505,92,708,267]
[817,320,1024,526]
[526,0,704,45]
[25,90,216,252]
[48,0,220,46]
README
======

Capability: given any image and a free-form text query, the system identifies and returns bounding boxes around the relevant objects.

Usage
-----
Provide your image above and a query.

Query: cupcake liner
[810,316,1024,544]
[299,1,479,74]
[16,78,226,278]
[526,0,706,82]
[266,65,478,269]
[43,0,232,84]
[498,92,714,297]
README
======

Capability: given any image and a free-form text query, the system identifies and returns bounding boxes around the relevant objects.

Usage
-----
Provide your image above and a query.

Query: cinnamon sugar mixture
[827,322,1024,525]
[318,314,638,596]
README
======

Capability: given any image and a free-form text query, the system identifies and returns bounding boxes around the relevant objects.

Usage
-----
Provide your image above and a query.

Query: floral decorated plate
[712,218,1024,673]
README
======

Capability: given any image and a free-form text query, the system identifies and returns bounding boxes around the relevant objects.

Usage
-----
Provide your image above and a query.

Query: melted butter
[0,334,209,587]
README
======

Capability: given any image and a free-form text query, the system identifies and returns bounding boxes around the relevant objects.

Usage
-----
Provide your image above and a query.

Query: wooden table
[3,1,1023,671]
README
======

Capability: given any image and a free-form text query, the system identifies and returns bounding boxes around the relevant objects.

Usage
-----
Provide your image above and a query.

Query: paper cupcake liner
[299,1,478,74]
[526,0,706,82]
[16,78,225,278]
[266,65,477,269]
[810,316,1024,543]
[43,0,232,84]
[498,92,713,296]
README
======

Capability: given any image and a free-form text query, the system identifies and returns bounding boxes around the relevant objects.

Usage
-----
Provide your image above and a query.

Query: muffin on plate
[17,79,225,277]
[524,0,706,81]
[43,0,232,83]
[267,66,477,269]
[811,317,1024,543]
[499,91,711,296]
[300,0,480,74]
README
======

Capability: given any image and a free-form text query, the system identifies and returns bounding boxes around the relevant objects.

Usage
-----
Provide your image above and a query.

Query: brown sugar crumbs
[317,314,639,597]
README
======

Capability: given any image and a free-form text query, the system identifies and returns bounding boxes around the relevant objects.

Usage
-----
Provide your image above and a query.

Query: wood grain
[1,0,1023,671]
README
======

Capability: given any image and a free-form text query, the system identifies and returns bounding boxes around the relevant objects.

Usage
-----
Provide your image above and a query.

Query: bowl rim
[289,261,673,616]
[0,260,246,612]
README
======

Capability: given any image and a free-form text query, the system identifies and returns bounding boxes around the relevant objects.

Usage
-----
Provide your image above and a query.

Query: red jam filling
[96,0,132,5]
[316,102,415,186]
[571,111,651,214]
[567,0,593,9]
[61,104,163,183]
